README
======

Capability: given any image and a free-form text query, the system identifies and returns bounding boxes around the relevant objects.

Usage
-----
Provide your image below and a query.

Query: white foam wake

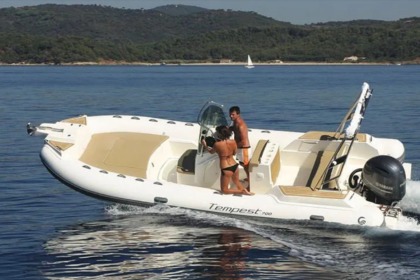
[399,180,420,214]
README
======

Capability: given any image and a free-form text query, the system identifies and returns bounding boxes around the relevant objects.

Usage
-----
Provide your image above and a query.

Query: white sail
[245,55,255,69]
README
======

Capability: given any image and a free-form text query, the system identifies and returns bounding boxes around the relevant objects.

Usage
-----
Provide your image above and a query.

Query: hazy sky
[1,0,419,24]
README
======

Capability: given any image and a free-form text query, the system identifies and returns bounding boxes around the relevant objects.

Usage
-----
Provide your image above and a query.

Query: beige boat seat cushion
[80,132,169,178]
[249,139,281,185]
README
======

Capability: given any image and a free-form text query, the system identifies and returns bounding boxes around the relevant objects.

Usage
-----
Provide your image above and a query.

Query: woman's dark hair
[215,125,232,140]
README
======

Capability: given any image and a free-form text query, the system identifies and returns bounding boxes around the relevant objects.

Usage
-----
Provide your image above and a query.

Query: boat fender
[154,197,168,204]
[310,215,324,221]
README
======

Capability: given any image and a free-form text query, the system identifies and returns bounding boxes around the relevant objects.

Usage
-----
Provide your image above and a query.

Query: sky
[0,0,419,24]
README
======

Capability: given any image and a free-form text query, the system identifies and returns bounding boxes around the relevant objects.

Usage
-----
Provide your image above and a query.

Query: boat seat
[306,150,335,190]
[249,139,269,172]
[79,132,169,178]
[249,139,281,194]
[306,142,349,190]
[177,149,197,174]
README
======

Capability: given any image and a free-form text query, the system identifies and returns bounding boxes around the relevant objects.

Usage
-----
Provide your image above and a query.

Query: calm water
[1,65,420,279]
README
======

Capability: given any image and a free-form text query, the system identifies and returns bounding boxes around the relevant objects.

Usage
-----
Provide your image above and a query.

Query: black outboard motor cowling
[362,155,406,205]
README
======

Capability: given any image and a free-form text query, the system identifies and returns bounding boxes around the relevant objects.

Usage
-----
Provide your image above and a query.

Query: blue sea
[1,65,420,279]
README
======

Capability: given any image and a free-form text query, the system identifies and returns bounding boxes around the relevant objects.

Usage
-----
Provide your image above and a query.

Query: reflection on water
[41,201,420,279]
[213,229,250,278]
[42,206,340,279]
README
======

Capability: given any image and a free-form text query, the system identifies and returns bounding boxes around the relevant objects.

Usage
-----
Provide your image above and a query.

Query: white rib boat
[27,82,412,228]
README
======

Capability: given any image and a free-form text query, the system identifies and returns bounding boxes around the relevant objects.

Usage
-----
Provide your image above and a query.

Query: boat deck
[79,132,169,178]
[279,186,348,199]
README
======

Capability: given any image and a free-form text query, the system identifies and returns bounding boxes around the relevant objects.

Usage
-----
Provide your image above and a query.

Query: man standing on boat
[229,106,251,190]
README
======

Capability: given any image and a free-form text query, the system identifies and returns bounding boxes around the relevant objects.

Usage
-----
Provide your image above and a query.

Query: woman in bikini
[202,125,253,195]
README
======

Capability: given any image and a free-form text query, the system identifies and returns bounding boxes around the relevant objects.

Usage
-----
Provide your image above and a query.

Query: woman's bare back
[214,140,237,169]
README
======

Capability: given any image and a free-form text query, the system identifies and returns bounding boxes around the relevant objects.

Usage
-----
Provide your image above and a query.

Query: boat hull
[30,84,412,229]
[40,141,387,227]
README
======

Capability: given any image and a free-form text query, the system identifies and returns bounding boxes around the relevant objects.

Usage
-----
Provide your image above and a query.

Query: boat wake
[106,179,420,234]
[399,180,420,216]
[105,201,420,270]
[105,203,420,278]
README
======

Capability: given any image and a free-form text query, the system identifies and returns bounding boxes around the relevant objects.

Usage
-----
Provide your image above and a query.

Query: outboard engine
[361,155,406,205]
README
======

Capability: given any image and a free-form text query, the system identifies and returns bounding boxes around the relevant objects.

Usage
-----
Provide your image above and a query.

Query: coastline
[0,61,415,66]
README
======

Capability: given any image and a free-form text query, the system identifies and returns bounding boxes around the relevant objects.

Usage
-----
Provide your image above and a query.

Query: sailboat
[245,55,254,69]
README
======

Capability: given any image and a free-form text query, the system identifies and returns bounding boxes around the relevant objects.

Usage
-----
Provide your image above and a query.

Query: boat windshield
[197,101,229,128]
[197,101,229,154]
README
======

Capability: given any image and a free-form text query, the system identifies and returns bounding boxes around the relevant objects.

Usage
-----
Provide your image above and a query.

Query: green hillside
[0,4,418,64]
